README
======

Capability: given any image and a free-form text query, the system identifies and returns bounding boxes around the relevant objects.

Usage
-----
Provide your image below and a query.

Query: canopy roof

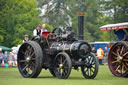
[0,45,11,52]
[100,22,128,31]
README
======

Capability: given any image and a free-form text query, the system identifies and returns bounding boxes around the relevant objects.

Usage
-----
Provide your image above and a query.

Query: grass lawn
[0,65,128,85]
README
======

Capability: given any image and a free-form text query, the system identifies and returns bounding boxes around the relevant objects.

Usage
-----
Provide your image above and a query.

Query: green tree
[39,0,102,41]
[99,0,128,23]
[0,0,52,47]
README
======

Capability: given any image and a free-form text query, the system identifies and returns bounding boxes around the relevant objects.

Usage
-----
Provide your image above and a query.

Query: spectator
[0,48,5,66]
[13,50,17,66]
[41,24,47,33]
[8,49,15,66]
[104,47,109,64]
[33,24,41,36]
[92,47,96,53]
[104,47,108,57]
[92,47,96,56]
[23,34,29,43]
[96,47,104,65]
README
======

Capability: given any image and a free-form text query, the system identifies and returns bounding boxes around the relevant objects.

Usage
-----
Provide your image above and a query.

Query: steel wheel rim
[54,54,70,78]
[82,54,97,77]
[108,43,128,77]
[18,43,36,77]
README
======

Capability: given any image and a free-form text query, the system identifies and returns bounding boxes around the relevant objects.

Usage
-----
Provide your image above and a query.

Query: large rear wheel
[108,41,128,77]
[17,41,43,78]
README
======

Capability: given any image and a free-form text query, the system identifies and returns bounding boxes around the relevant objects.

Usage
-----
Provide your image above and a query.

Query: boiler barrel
[50,41,91,58]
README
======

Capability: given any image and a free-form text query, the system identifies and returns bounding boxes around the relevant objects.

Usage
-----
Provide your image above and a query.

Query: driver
[114,29,126,40]
[33,24,41,36]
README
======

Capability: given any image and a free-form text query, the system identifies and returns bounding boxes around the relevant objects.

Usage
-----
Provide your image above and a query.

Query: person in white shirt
[41,24,48,33]
[33,24,41,36]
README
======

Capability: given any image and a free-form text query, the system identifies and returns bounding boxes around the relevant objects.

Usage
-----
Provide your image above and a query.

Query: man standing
[96,47,104,65]
[41,24,47,33]
[33,24,41,36]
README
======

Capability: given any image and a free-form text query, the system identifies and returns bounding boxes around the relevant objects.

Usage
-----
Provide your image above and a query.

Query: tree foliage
[0,0,52,47]
[1,0,128,47]
[38,0,102,41]
[38,0,128,41]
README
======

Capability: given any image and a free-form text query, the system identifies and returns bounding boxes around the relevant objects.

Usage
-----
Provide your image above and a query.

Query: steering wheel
[51,28,64,34]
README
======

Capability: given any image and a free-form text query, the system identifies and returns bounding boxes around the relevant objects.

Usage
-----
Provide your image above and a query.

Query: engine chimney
[78,13,84,40]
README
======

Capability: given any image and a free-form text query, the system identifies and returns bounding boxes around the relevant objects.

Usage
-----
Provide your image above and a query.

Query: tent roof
[100,22,128,31]
[0,46,11,52]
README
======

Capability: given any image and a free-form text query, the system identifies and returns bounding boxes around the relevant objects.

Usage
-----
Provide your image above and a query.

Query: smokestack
[78,13,84,40]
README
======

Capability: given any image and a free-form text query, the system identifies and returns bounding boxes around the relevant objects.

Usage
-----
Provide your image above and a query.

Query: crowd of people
[0,48,17,67]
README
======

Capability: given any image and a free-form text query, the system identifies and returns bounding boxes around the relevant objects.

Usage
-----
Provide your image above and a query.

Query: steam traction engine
[17,14,99,79]
[100,23,128,77]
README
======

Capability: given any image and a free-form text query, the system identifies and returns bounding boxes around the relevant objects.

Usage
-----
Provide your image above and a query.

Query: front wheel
[53,52,72,79]
[49,68,56,77]
[81,53,99,79]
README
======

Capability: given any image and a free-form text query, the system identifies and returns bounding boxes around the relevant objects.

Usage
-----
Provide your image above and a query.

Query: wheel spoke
[91,62,95,65]
[89,57,93,64]
[123,62,128,70]
[62,69,66,76]
[32,58,36,61]
[120,64,122,74]
[57,57,61,64]
[122,63,125,74]
[113,56,118,59]
[22,64,29,71]
[117,52,120,57]
[123,59,128,62]
[112,51,118,57]
[28,47,33,56]
[25,46,30,56]
[112,61,119,64]
[20,60,26,63]
[83,67,88,72]
[120,46,124,56]
[87,68,89,76]
[63,59,67,65]
[122,52,128,57]
[25,50,29,57]
[30,52,35,57]
[90,68,94,73]
[115,64,120,72]
[63,66,68,69]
